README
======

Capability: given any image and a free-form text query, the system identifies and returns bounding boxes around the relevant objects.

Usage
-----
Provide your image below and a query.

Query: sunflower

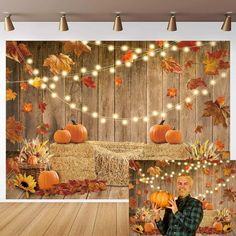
[131,224,143,234]
[14,173,36,198]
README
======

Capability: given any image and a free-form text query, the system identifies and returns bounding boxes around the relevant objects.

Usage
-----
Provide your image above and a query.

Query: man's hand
[152,203,162,222]
[166,199,178,214]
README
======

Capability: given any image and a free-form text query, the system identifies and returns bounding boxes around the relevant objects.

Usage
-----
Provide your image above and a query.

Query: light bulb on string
[92,71,98,77]
[149,44,155,49]
[196,41,202,46]
[100,118,106,124]
[49,83,56,90]
[95,65,101,70]
[160,51,166,57]
[70,103,76,109]
[41,83,47,89]
[62,70,68,76]
[80,67,87,74]
[125,62,132,67]
[152,111,159,116]
[26,58,33,64]
[183,47,190,53]
[108,45,114,51]
[161,112,166,118]
[113,113,119,119]
[73,75,79,81]
[53,76,59,82]
[185,97,192,103]
[95,41,101,45]
[148,51,155,57]
[142,55,149,61]
[167,103,173,109]
[164,42,170,48]
[122,119,128,125]
[92,112,98,118]
[82,106,88,112]
[132,117,139,122]
[175,104,181,110]
[116,60,122,66]
[143,117,149,122]
[51,92,57,98]
[64,95,71,101]
[42,76,49,83]
[202,89,209,95]
[33,69,39,75]
[171,45,178,51]
[210,41,216,46]
[121,45,129,51]
[135,48,142,54]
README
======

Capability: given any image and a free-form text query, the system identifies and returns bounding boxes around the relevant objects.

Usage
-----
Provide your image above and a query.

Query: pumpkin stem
[173,127,175,130]
[71,120,77,125]
[159,120,165,125]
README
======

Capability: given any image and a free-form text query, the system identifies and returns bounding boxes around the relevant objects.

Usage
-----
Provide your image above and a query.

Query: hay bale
[200,210,217,227]
[94,146,144,186]
[49,141,189,185]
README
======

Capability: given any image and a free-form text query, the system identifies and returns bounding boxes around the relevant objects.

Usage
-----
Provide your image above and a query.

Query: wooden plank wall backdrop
[6,41,230,151]
[129,161,236,215]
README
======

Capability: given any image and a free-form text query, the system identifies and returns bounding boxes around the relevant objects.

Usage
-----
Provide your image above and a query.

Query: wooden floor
[0,203,129,236]
[6,186,128,199]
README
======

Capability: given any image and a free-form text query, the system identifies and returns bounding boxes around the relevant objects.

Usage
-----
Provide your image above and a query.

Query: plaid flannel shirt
[155,194,203,236]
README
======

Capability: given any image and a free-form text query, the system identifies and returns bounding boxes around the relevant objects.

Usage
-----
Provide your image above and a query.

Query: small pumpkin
[204,202,214,210]
[27,155,38,165]
[213,222,223,232]
[150,190,174,208]
[38,170,59,190]
[149,120,172,144]
[64,120,88,143]
[54,129,71,144]
[165,129,183,144]
[144,222,155,233]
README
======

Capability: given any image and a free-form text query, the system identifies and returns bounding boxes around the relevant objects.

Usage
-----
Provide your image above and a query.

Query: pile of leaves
[36,179,107,196]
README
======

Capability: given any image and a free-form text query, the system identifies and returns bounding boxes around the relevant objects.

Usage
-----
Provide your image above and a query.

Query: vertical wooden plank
[81,43,99,140]
[196,41,213,143]
[98,41,115,141]
[19,42,43,142]
[162,42,180,130]
[114,41,131,142]
[43,41,66,142]
[6,58,20,151]
[212,41,230,151]
[147,41,163,144]
[130,41,147,143]
[179,46,196,143]
[64,42,82,129]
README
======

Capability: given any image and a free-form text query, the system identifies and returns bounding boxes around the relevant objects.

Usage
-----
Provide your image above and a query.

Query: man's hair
[177,175,193,186]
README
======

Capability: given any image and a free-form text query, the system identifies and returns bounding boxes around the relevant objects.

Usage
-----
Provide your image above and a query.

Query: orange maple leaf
[6,67,12,80]
[215,139,225,151]
[6,41,32,63]
[161,57,183,74]
[43,53,75,75]
[20,82,29,91]
[216,96,225,107]
[22,103,33,112]
[167,87,177,97]
[115,77,123,87]
[63,41,91,57]
[6,116,24,144]
[122,50,133,62]
[6,88,17,101]
[195,125,203,133]
[186,78,207,90]
[184,102,193,110]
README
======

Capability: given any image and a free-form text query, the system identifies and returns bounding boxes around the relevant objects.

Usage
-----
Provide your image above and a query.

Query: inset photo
[129,160,236,235]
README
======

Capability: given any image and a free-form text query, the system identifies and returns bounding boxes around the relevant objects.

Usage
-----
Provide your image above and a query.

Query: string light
[161,112,166,118]
[113,113,119,119]
[95,41,101,45]
[171,45,178,51]
[125,62,132,67]
[167,103,173,109]
[92,112,98,118]
[80,67,87,73]
[152,111,159,116]
[143,117,149,122]
[175,104,181,110]
[142,55,149,61]
[132,53,138,60]
[160,51,167,57]
[100,118,106,124]
[122,119,128,125]
[27,79,34,85]
[210,41,217,46]
[116,60,122,66]
[49,83,56,90]
[185,97,192,103]
[73,75,79,81]
[164,42,170,48]
[108,45,114,51]
[135,48,142,54]
[210,79,216,86]
[33,69,39,75]
[40,83,47,89]
[183,47,190,53]
[64,95,71,101]
[92,71,98,77]
[132,117,139,122]
[221,72,227,78]
[201,89,209,95]
[51,92,57,98]
[26,58,33,64]
[121,45,129,51]
[82,106,88,112]
[95,64,101,70]
[70,103,76,109]
[53,76,59,82]
[196,41,202,46]
[149,44,155,49]
[192,89,199,95]
[42,76,49,82]
[109,67,115,73]
[62,70,68,76]
[148,51,155,57]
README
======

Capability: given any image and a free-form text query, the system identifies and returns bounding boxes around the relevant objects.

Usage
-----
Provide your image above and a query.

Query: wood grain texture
[6,41,230,150]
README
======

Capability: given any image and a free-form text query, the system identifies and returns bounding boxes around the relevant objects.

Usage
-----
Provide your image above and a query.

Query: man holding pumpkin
[152,175,203,236]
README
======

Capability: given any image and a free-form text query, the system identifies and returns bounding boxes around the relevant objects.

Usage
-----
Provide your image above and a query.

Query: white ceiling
[0,0,235,22]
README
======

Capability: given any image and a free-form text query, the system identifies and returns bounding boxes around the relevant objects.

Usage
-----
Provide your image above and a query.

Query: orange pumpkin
[144,222,155,233]
[149,120,172,143]
[165,129,183,144]
[205,202,214,210]
[27,155,38,165]
[213,222,223,232]
[38,170,59,190]
[64,120,88,143]
[54,129,71,144]
[150,191,174,208]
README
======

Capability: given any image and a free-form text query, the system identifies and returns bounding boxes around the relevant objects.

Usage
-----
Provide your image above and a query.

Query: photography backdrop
[6,40,230,151]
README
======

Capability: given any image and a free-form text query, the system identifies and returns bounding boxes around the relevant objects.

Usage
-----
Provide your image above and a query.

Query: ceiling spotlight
[59,14,69,31]
[167,13,177,31]
[113,14,123,31]
[221,13,232,31]
[4,15,15,32]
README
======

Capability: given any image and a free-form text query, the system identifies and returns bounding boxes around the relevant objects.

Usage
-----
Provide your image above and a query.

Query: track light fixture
[167,13,177,31]
[113,14,123,31]
[4,15,15,32]
[221,13,232,31]
[59,14,69,31]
